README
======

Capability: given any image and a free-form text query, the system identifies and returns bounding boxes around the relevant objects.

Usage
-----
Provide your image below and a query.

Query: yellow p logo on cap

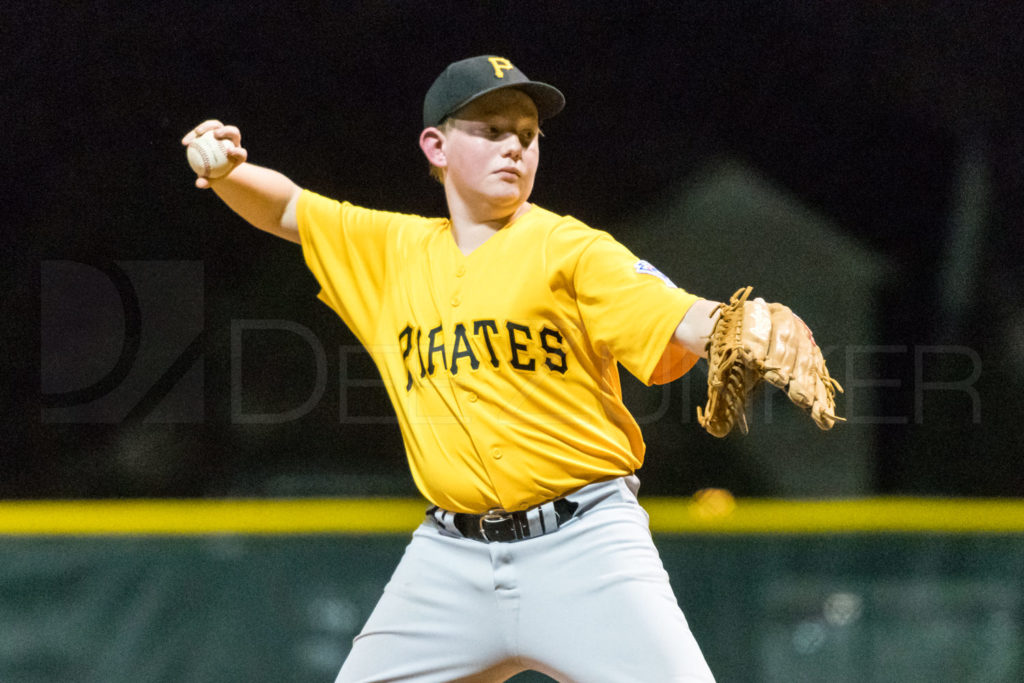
[487,57,514,78]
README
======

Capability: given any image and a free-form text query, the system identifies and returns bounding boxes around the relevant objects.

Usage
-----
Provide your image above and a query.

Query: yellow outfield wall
[1,496,1023,535]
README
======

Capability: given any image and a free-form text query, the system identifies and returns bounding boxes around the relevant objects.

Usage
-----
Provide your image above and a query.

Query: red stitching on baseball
[195,142,212,177]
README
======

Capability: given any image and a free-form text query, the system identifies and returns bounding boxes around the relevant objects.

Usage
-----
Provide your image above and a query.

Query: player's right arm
[182,120,301,244]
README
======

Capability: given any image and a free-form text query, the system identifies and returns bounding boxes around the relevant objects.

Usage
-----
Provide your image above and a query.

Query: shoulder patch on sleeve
[634,260,677,288]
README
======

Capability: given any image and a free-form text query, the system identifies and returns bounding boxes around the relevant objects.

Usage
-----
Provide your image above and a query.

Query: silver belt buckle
[479,507,512,540]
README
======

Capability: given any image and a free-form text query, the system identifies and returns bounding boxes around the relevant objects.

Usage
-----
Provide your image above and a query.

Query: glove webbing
[697,286,755,437]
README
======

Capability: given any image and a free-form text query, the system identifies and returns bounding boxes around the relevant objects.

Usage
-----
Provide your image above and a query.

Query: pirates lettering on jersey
[398,319,568,390]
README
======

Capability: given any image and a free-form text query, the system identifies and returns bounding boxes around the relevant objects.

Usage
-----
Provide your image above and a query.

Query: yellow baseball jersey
[297,190,700,513]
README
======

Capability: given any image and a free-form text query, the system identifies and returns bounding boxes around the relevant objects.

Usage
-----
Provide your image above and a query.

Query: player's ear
[419,127,447,169]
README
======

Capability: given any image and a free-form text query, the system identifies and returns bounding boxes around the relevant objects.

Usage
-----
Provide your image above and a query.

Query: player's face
[442,89,541,213]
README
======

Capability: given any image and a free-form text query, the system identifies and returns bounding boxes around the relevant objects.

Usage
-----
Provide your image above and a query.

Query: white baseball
[186,130,236,179]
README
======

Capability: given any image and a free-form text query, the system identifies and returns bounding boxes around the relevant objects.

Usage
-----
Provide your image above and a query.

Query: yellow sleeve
[572,232,700,385]
[296,190,391,345]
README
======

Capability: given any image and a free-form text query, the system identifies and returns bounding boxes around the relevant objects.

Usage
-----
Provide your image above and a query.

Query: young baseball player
[183,55,839,682]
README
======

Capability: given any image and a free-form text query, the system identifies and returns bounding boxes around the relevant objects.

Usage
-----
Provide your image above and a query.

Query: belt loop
[525,506,544,537]
[537,501,557,534]
[429,505,460,535]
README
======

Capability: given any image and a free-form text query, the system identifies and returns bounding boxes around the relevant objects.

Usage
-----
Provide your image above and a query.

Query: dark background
[5,1,1022,499]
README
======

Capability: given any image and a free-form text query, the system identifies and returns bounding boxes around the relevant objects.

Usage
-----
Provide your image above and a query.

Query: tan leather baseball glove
[697,287,844,437]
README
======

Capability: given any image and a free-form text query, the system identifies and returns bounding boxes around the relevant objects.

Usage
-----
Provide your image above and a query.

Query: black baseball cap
[423,55,565,128]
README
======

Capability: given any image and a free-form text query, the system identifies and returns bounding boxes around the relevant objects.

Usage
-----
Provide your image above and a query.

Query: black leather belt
[430,498,580,543]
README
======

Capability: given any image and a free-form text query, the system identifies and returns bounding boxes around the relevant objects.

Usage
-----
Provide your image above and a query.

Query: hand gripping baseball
[697,286,844,437]
[181,120,247,188]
